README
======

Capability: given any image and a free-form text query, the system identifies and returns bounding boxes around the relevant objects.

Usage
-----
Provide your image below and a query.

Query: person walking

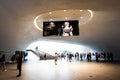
[54,53,58,65]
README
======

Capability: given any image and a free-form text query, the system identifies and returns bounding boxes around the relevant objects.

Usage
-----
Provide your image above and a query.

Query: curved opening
[34,9,93,31]
[26,41,97,60]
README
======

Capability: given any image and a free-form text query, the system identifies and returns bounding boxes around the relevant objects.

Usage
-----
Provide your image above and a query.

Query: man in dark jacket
[16,52,22,77]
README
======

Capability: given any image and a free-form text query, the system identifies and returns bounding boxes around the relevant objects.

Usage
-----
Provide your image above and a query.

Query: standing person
[83,53,86,59]
[44,53,46,60]
[16,52,22,77]
[87,53,89,62]
[66,53,69,61]
[109,52,113,62]
[36,46,38,50]
[54,53,58,65]
[80,53,83,61]
[107,52,110,62]
[0,53,1,71]
[69,53,73,62]
[103,52,106,61]
[89,52,92,62]
[0,54,7,71]
[95,52,99,62]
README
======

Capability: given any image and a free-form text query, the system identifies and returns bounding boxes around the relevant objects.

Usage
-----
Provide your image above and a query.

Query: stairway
[26,49,54,60]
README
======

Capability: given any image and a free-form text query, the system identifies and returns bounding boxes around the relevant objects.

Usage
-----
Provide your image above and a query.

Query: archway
[26,41,97,60]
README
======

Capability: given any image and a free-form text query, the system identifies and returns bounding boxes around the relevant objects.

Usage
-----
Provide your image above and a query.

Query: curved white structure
[33,9,93,31]
[26,41,97,56]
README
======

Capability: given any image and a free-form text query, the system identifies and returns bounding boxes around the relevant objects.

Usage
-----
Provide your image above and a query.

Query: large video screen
[43,20,79,36]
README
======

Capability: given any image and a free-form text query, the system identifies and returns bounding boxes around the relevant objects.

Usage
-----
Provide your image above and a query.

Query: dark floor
[0,59,120,80]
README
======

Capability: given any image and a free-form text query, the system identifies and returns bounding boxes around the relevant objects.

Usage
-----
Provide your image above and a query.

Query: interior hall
[0,0,120,80]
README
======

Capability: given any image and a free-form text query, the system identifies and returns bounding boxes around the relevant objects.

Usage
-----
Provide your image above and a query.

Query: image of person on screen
[61,21,73,36]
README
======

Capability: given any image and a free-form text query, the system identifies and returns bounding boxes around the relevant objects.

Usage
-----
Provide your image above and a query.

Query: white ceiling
[0,0,120,59]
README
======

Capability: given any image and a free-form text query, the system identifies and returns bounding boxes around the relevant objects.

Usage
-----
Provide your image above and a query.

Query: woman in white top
[61,22,73,36]
[54,53,58,65]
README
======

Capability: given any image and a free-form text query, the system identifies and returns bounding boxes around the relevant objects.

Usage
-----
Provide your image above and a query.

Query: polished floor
[0,59,120,80]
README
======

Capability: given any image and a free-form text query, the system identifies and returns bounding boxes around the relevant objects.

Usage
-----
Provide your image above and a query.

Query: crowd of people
[0,50,114,78]
[54,51,114,65]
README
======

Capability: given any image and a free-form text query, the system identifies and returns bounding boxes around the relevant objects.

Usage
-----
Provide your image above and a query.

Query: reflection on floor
[0,59,120,80]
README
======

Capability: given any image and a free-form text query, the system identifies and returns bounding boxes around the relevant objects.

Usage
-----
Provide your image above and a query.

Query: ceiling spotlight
[80,17,83,19]
[65,17,68,20]
[80,10,83,12]
[49,19,53,21]
[64,10,67,12]
[49,12,52,14]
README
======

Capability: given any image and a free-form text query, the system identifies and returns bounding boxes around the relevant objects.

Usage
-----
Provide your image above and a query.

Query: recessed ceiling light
[80,10,83,12]
[50,19,53,21]
[80,17,83,19]
[64,10,67,12]
[49,12,52,14]
[65,17,68,20]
